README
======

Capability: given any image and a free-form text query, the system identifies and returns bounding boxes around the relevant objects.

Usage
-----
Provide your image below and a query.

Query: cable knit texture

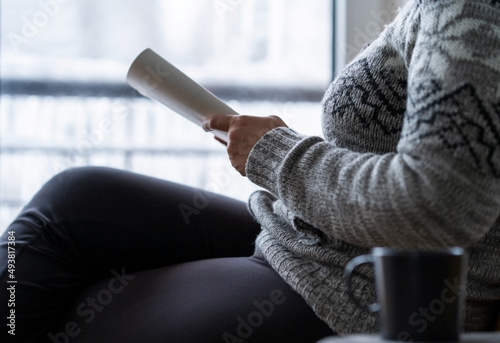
[245,0,500,335]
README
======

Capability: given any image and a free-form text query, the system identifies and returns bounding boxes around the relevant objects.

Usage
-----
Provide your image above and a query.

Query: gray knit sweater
[245,0,500,335]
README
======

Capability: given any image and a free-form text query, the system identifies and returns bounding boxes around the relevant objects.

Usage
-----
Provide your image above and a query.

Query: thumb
[202,114,236,132]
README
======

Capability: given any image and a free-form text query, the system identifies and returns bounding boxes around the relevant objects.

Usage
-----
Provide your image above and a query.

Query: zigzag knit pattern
[246,0,500,335]
[406,83,500,176]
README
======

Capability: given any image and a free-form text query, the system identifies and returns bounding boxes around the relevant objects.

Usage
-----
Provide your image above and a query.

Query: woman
[2,0,500,342]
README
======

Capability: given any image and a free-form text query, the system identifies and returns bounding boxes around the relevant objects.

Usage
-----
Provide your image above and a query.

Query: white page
[126,48,238,141]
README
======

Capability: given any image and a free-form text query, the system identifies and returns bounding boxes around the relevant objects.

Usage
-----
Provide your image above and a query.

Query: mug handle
[344,254,380,313]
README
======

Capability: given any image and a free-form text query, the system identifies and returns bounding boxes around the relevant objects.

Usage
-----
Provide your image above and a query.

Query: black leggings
[0,167,333,343]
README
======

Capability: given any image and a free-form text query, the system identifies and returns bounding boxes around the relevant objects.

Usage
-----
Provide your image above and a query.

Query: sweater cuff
[246,127,306,195]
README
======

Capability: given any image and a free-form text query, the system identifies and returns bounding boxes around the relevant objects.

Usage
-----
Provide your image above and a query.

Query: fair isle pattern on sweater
[246,0,500,335]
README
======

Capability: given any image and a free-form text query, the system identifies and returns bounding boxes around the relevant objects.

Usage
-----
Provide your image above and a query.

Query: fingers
[227,139,254,176]
[202,115,237,132]
[203,114,288,177]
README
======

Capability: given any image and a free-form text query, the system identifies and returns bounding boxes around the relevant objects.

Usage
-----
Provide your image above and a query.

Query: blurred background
[0,0,403,233]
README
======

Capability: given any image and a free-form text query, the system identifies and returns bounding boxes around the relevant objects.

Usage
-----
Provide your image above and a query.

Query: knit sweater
[245,0,500,335]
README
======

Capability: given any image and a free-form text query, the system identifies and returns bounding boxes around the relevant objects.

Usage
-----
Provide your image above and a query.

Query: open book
[126,48,238,141]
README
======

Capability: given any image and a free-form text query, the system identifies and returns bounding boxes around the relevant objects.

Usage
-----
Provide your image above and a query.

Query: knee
[31,167,120,211]
[49,166,110,187]
[45,166,109,192]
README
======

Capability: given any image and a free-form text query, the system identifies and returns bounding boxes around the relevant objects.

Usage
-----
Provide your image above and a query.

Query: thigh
[24,166,260,271]
[0,167,260,342]
[49,256,334,343]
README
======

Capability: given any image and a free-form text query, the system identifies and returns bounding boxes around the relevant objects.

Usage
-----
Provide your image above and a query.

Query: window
[0,0,333,231]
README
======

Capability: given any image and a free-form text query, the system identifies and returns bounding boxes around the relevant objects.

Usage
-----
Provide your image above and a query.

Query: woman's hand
[202,115,287,176]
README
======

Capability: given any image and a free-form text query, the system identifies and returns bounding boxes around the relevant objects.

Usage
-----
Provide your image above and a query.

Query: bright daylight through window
[0,0,332,233]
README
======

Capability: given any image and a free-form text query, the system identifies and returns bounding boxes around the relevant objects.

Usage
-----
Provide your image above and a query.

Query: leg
[0,167,261,342]
[49,256,334,343]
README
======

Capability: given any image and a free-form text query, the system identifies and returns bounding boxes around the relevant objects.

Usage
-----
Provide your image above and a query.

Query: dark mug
[345,247,466,342]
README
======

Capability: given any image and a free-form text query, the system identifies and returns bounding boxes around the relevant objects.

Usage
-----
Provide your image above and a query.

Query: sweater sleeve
[245,0,500,249]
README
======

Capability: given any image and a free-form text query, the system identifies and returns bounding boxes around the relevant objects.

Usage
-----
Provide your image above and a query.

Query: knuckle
[226,131,239,146]
[232,115,246,126]
[226,144,238,157]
